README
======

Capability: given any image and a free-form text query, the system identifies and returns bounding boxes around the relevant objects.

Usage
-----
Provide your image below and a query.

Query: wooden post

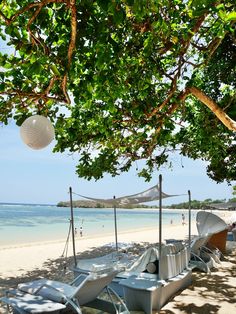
[69,187,77,267]
[188,190,192,248]
[113,196,118,251]
[158,174,162,279]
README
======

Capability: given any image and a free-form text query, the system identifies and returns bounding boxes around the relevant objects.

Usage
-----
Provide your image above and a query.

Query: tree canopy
[0,0,236,183]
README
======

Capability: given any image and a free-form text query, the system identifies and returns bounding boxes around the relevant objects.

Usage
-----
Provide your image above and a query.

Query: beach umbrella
[20,115,55,149]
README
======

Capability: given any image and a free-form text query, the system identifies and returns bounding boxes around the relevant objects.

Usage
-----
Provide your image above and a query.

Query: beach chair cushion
[0,292,66,313]
[125,243,189,280]
[159,243,189,280]
[18,279,77,303]
[18,270,121,307]
[4,269,129,314]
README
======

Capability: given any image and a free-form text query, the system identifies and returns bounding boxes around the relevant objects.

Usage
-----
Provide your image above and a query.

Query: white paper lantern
[20,115,55,150]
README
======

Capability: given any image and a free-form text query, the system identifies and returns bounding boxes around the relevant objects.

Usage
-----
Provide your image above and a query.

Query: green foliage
[0,0,235,183]
[57,199,158,209]
[232,186,236,196]
[169,198,226,209]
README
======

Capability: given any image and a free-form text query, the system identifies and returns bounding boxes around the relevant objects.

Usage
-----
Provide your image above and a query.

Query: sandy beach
[0,222,196,278]
[0,211,235,313]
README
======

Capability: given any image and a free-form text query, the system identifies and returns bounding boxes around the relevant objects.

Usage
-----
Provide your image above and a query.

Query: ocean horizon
[0,203,195,247]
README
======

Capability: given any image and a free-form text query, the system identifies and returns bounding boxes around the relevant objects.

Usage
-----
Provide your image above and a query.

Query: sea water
[0,204,193,246]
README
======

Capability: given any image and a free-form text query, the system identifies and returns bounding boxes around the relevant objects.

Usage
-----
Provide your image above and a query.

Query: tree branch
[188,87,236,132]
[205,37,223,64]
[148,13,209,119]
[0,90,66,103]
[162,87,236,133]
[44,76,59,95]
[61,75,70,104]
[143,83,236,159]
[1,0,76,105]
[61,0,77,104]
[67,0,77,68]
[0,0,67,23]
[0,10,11,25]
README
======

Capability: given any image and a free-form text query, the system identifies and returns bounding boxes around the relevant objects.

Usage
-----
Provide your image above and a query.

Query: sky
[0,121,234,206]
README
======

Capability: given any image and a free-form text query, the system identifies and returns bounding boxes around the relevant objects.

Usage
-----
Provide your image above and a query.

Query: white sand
[0,222,197,278]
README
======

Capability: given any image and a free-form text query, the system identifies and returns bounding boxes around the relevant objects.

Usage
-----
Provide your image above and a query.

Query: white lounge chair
[0,290,66,314]
[73,251,135,275]
[188,210,228,273]
[196,211,228,253]
[71,243,192,313]
[189,235,221,273]
[118,243,192,314]
[0,269,130,314]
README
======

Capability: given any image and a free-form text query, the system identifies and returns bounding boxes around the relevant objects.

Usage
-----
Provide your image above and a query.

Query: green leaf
[226,12,236,21]
[1,0,236,184]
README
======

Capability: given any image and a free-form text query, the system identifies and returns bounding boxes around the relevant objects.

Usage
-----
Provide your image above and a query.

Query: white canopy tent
[69,175,190,274]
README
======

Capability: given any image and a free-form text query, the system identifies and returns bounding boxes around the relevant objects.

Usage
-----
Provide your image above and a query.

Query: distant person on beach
[228,222,236,231]
[74,228,77,236]
[80,226,83,237]
[182,214,185,225]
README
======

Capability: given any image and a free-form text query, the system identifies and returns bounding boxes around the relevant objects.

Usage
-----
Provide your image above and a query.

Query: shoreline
[0,222,197,279]
[0,206,230,247]
[0,209,193,249]
[0,224,182,250]
[0,209,232,279]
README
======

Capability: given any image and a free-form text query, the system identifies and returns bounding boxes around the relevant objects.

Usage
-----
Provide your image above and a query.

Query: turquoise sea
[0,204,194,246]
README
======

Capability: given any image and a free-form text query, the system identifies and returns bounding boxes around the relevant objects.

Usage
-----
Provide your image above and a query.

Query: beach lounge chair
[0,269,130,314]
[73,251,135,275]
[189,235,217,273]
[196,211,228,254]
[73,243,191,313]
[188,211,228,273]
[71,251,137,296]
[0,290,66,314]
[118,243,192,314]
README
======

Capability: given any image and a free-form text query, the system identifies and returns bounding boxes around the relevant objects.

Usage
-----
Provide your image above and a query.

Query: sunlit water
[0,204,195,246]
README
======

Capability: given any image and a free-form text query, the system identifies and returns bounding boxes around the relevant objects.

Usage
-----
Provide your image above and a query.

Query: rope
[61,219,72,258]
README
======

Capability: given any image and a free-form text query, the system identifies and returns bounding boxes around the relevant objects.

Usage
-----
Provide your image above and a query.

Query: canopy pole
[158,174,162,279]
[188,190,192,248]
[113,196,118,251]
[69,187,77,267]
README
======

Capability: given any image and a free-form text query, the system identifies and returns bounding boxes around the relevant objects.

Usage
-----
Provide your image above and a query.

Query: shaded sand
[0,216,236,313]
[159,242,236,314]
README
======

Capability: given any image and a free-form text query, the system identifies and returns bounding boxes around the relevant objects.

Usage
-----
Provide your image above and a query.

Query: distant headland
[56,198,235,209]
[56,200,157,209]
